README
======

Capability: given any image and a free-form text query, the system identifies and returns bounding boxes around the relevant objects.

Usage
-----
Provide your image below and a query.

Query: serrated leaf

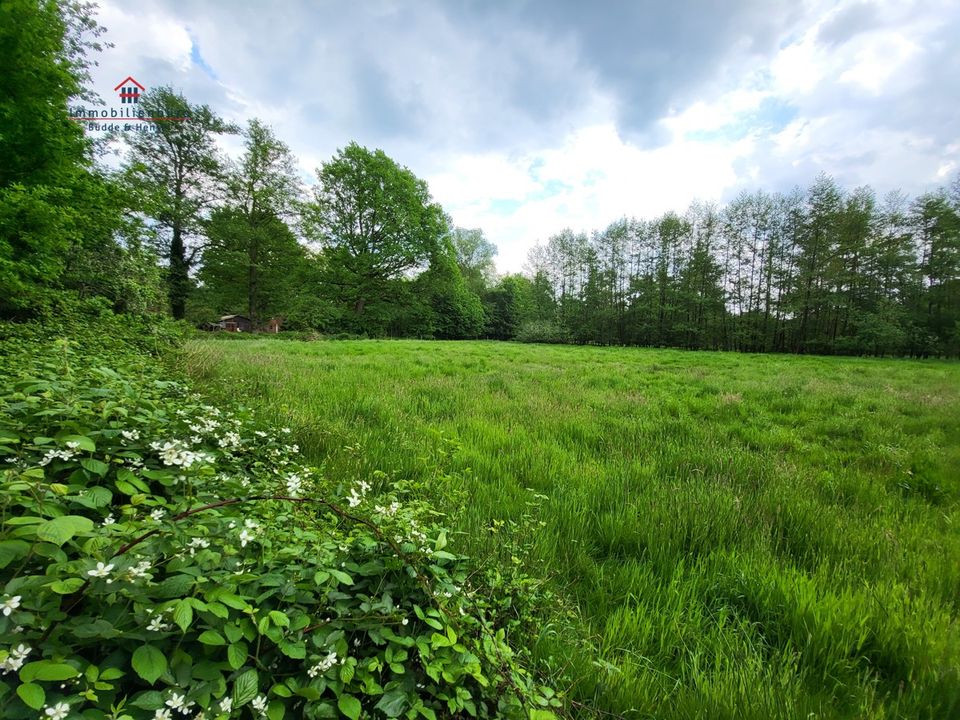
[20,661,79,682]
[16,682,45,710]
[172,599,193,632]
[329,569,353,586]
[60,435,96,452]
[338,695,361,720]
[131,645,167,684]
[80,457,110,476]
[268,610,289,628]
[375,690,407,718]
[232,668,259,708]
[278,639,305,659]
[49,577,85,594]
[227,642,248,670]
[198,630,226,646]
[223,624,243,643]
[35,515,94,545]
[130,691,165,710]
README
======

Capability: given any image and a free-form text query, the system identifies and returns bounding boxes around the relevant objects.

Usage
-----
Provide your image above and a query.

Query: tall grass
[184,338,960,718]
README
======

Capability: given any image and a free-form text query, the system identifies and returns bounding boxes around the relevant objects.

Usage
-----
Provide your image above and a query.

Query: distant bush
[514,321,570,345]
[0,318,560,720]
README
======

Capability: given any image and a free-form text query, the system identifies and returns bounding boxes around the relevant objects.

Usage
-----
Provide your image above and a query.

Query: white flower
[218,697,232,714]
[153,709,172,720]
[347,489,361,508]
[153,440,204,468]
[0,643,31,674]
[281,427,291,433]
[87,561,114,578]
[374,501,400,517]
[187,537,210,556]
[147,614,170,632]
[307,650,340,677]
[357,480,371,494]
[238,529,254,547]
[1,595,20,616]
[401,617,409,626]
[102,515,116,526]
[128,560,152,579]
[121,429,140,441]
[38,449,75,466]
[151,509,166,521]
[251,695,268,715]
[166,692,194,714]
[219,432,241,449]
[65,441,80,450]
[285,474,302,497]
[43,702,70,720]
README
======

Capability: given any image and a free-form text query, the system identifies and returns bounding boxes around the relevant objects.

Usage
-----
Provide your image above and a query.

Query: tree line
[520,179,960,356]
[2,0,958,357]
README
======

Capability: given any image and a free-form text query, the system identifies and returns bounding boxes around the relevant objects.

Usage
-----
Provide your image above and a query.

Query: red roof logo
[113,76,145,104]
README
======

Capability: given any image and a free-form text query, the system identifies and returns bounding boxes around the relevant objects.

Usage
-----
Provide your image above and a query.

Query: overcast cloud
[86,0,960,271]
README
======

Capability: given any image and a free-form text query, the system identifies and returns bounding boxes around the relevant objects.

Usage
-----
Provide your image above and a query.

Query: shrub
[514,322,570,345]
[0,320,560,719]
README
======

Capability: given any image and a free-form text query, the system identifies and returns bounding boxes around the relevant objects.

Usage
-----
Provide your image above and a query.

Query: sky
[84,0,960,273]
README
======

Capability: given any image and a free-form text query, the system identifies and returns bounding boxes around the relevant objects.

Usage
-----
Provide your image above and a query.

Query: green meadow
[185,338,960,719]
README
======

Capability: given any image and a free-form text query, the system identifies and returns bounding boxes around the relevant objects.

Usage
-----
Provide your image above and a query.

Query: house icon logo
[113,76,145,104]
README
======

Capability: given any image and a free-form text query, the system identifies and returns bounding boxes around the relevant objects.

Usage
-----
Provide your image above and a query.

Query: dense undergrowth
[0,304,562,720]
[185,336,960,720]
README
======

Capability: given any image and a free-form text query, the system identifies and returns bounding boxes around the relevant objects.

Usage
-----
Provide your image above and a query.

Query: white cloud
[82,0,960,274]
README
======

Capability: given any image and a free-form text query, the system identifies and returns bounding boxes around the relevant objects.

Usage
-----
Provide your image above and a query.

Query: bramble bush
[0,315,562,720]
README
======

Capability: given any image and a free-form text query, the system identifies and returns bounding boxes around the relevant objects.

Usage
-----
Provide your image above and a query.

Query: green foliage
[305,143,447,335]
[0,318,560,719]
[413,240,486,339]
[514,321,570,344]
[0,0,121,316]
[122,88,236,319]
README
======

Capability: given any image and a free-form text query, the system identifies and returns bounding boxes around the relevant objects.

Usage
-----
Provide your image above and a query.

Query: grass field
[184,338,960,719]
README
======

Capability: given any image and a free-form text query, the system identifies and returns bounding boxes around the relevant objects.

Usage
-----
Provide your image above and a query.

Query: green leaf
[16,683,45,710]
[60,434,96,452]
[215,592,249,610]
[79,486,113,508]
[267,700,285,720]
[131,645,167,684]
[337,694,361,720]
[20,661,79,682]
[117,467,150,492]
[268,610,289,628]
[49,577,85,594]
[232,668,259,708]
[375,690,407,718]
[198,630,226,646]
[80,457,110,476]
[278,639,305,659]
[227,642,248,670]
[529,711,557,720]
[172,599,193,632]
[329,569,354,586]
[0,539,30,569]
[130,691,165,710]
[35,515,94,545]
